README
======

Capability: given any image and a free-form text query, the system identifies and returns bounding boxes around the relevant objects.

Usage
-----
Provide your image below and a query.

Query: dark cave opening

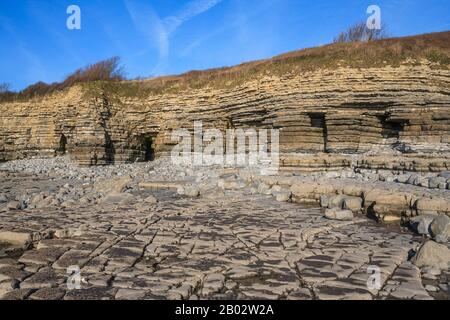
[143,136,155,161]
[59,134,67,155]
[379,116,406,139]
[308,113,328,152]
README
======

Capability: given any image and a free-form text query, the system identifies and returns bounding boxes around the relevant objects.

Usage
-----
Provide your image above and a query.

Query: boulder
[0,194,8,203]
[0,231,32,246]
[406,174,419,185]
[270,185,282,195]
[324,208,353,221]
[0,279,19,298]
[438,171,450,179]
[412,241,450,269]
[257,183,271,195]
[416,197,450,215]
[6,201,20,211]
[396,174,411,184]
[94,175,133,194]
[221,179,246,190]
[364,189,412,219]
[274,191,291,202]
[29,194,45,205]
[428,177,447,189]
[247,187,258,195]
[60,199,77,208]
[33,195,59,208]
[314,184,336,198]
[198,181,219,195]
[258,176,279,186]
[176,186,185,195]
[319,195,329,208]
[342,196,363,213]
[290,182,318,201]
[342,184,365,197]
[183,185,200,197]
[327,195,345,209]
[364,189,410,208]
[409,215,436,236]
[237,170,253,182]
[415,176,430,188]
[143,195,158,204]
[429,215,450,243]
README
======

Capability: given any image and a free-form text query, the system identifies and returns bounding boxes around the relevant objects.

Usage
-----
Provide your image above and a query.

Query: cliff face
[1,41,450,170]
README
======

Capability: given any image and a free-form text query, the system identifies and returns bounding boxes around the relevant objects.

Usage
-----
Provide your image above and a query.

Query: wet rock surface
[0,157,449,300]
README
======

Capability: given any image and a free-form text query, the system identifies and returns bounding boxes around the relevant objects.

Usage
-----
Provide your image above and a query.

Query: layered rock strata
[0,63,449,170]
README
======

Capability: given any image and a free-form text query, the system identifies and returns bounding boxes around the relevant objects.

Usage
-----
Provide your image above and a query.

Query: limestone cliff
[1,32,449,171]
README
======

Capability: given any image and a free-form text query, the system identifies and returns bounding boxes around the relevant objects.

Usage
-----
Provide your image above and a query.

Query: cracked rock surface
[0,158,449,300]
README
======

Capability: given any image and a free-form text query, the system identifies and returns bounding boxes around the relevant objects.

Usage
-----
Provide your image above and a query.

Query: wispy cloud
[163,0,223,34]
[180,0,275,57]
[124,0,222,75]
[124,0,168,74]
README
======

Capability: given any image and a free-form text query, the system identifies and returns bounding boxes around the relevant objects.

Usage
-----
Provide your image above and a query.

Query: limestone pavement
[0,157,448,300]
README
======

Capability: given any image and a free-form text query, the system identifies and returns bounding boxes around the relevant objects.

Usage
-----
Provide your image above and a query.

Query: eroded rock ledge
[0,62,449,169]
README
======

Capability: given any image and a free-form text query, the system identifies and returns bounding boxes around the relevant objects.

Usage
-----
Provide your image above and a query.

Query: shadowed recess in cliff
[380,118,407,139]
[142,136,155,161]
[57,134,67,155]
[308,113,328,153]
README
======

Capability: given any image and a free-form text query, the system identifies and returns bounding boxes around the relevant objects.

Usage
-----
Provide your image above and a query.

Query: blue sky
[0,0,449,91]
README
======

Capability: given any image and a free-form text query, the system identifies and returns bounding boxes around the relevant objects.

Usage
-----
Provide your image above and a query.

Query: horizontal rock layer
[0,63,449,170]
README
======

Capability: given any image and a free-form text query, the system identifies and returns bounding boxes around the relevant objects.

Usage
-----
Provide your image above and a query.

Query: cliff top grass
[2,30,449,103]
[84,30,450,98]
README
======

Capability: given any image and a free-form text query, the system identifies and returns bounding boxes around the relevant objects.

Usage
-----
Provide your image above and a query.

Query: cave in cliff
[142,136,155,161]
[56,134,67,156]
[379,115,407,140]
[308,112,328,153]
[127,134,156,163]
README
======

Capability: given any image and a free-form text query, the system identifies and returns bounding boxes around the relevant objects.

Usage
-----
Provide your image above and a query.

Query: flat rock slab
[0,172,447,300]
[29,287,66,300]
[19,247,67,266]
[0,231,31,246]
[138,181,185,191]
[63,287,117,300]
